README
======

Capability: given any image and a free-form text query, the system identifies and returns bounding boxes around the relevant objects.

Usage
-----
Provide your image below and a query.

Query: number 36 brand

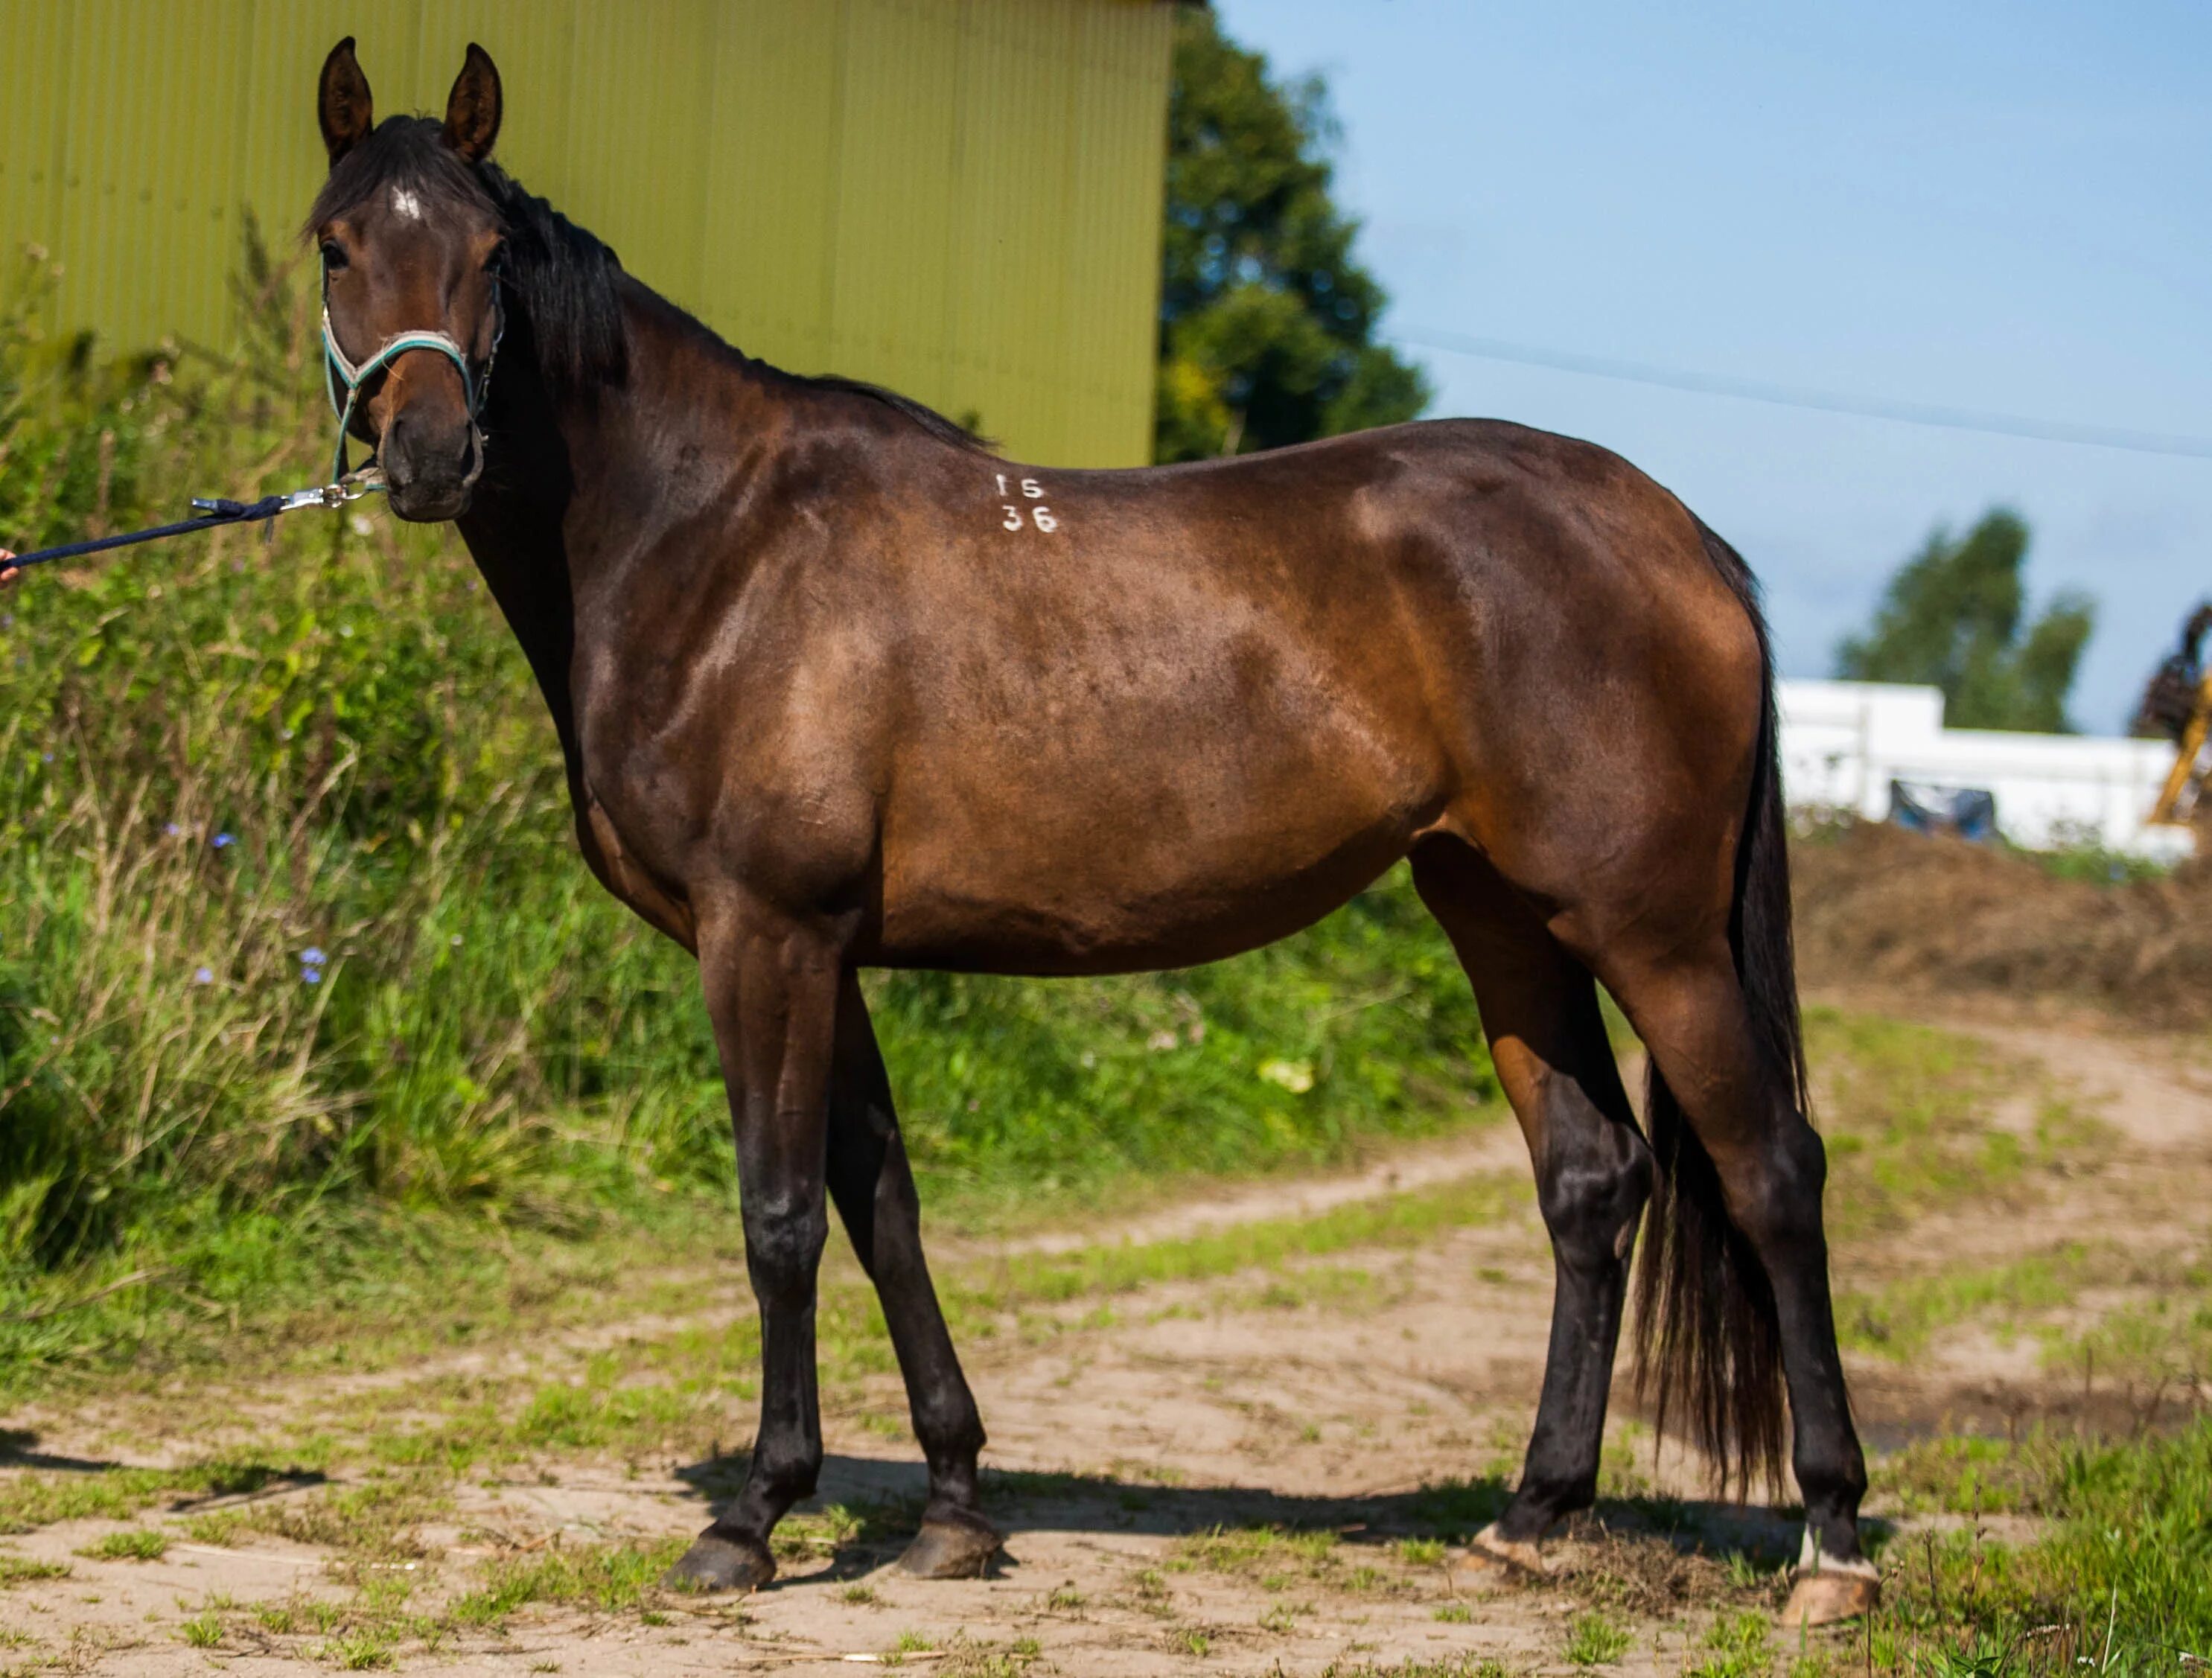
[994,473,1059,533]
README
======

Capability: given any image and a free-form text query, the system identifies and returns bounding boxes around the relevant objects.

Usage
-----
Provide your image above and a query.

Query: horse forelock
[305,116,629,401]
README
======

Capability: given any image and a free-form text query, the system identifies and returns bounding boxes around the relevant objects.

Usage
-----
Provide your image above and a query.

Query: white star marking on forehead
[390,187,424,221]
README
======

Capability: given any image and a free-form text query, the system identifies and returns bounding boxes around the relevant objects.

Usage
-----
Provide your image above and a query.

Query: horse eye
[319,240,348,272]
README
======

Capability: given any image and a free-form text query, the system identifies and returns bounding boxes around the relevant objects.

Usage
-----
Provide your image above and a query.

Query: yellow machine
[2149,672,2212,825]
[2142,605,2212,826]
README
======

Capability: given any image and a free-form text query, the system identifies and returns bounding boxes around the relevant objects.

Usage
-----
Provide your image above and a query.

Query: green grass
[1857,1417,2212,1671]
[954,1172,1520,1312]
[1803,1009,2035,1240]
[2053,1256,2212,1386]
[1838,1247,2102,1359]
[0,1459,287,1534]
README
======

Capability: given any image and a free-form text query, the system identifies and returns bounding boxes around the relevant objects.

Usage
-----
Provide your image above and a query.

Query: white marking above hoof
[1779,1567,1881,1627]
[1454,1522,1547,1577]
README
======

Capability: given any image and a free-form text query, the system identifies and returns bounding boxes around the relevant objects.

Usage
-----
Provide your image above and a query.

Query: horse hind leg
[823,972,999,1579]
[1591,940,1875,1627]
[1409,840,1653,1575]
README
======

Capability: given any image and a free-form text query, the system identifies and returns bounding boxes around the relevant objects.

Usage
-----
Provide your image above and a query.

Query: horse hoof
[1779,1566,1880,1627]
[897,1515,1002,1580]
[661,1528,776,1594]
[1452,1522,1546,1581]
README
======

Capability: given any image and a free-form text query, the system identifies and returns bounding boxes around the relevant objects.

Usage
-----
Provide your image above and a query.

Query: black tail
[1631,520,1803,1498]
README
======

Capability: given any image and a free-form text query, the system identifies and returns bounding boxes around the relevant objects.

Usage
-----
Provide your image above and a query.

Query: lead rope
[1,472,385,574]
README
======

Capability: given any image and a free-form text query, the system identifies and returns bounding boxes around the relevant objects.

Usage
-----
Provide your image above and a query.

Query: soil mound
[1791,821,2212,1024]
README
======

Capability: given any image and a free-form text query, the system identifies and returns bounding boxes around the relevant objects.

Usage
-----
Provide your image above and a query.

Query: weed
[1435,1602,1473,1623]
[1689,1611,1772,1678]
[1179,1523,1340,1581]
[1567,1612,1632,1666]
[0,1552,68,1585]
[179,1510,247,1547]
[1396,1536,1447,1567]
[322,1630,396,1671]
[179,1612,223,1648]
[75,1529,168,1562]
[251,1475,444,1562]
[449,1537,688,1626]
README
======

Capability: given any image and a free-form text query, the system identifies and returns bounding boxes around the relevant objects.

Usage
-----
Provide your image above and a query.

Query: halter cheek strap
[321,285,504,482]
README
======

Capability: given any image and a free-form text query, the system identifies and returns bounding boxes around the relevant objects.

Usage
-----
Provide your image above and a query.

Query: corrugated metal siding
[0,0,1171,466]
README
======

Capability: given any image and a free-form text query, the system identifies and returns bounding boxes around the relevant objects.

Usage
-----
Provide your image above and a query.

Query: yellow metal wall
[0,0,1172,466]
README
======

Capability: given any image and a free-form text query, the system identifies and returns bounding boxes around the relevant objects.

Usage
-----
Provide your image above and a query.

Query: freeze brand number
[995,473,1059,532]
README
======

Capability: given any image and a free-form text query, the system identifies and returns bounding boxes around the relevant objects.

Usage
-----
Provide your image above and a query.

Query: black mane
[307,117,989,450]
[761,371,991,452]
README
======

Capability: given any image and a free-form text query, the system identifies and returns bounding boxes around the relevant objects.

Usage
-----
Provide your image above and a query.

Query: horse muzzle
[379,406,484,522]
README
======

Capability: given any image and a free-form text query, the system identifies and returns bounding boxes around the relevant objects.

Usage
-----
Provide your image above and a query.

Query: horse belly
[869,716,1437,975]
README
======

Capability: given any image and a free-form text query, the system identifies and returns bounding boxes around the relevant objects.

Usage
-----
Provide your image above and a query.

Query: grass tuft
[0,1551,68,1585]
[74,1528,168,1561]
[1566,1612,1632,1666]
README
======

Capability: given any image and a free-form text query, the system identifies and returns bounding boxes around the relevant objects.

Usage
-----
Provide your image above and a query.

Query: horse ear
[442,44,503,163]
[318,37,374,165]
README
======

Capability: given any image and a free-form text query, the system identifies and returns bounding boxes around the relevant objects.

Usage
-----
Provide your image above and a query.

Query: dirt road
[2,1001,2207,1675]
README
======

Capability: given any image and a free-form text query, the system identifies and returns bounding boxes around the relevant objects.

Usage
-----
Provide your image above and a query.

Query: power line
[1386,325,2212,461]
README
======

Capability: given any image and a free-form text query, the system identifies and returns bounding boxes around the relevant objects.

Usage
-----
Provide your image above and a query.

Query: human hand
[0,549,18,587]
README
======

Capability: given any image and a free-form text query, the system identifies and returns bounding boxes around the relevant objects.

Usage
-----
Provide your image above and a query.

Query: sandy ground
[3,1001,2208,1676]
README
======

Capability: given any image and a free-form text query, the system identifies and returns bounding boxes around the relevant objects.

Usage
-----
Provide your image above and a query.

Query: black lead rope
[3,478,383,573]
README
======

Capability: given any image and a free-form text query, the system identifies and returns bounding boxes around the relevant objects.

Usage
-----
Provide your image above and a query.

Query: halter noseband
[320,277,504,483]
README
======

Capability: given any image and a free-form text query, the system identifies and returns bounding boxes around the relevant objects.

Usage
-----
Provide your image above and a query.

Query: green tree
[1835,508,2094,733]
[1156,10,1430,463]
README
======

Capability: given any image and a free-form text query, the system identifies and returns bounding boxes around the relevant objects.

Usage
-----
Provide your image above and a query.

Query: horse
[304,39,1877,1624]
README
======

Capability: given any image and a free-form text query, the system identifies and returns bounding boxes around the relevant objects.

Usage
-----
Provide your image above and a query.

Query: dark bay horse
[305,40,1876,1624]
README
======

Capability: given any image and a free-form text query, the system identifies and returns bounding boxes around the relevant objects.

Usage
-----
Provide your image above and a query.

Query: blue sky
[1211,1,2212,732]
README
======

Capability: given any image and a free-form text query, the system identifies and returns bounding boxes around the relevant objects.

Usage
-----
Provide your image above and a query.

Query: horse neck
[452,281,788,767]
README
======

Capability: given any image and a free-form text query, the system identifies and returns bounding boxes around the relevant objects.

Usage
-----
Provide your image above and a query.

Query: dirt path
[3,1006,2208,1676]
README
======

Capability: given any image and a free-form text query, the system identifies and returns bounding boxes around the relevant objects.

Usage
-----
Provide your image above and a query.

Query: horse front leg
[664,899,847,1592]
[824,972,998,1577]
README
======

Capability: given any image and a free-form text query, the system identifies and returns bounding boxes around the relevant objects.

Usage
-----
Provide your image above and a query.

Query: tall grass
[0,237,1499,1376]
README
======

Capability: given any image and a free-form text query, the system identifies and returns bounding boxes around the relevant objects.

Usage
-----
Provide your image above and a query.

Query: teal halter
[320,284,502,482]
